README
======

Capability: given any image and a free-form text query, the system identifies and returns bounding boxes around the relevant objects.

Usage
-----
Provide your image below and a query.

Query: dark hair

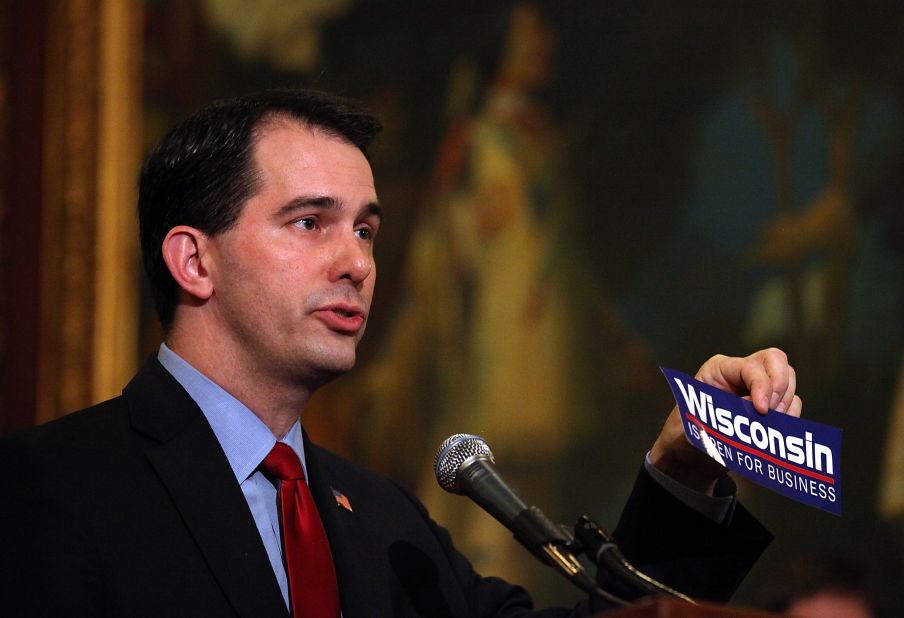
[138,89,382,330]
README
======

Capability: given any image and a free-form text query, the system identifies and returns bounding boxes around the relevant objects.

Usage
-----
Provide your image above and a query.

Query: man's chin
[297,355,357,388]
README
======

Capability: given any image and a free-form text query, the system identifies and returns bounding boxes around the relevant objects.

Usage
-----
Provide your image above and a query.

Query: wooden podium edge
[596,597,791,618]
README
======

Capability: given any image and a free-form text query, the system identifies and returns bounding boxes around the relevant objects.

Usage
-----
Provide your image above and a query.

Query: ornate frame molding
[37,0,141,422]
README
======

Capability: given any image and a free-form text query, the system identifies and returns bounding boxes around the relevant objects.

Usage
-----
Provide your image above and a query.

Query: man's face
[205,119,380,386]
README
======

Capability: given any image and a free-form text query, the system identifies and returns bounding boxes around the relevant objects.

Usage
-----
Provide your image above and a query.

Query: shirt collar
[157,342,307,482]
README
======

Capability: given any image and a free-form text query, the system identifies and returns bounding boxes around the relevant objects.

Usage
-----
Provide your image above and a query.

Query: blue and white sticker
[661,367,842,516]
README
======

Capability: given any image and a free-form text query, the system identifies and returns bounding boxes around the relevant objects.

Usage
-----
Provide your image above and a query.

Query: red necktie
[261,443,340,617]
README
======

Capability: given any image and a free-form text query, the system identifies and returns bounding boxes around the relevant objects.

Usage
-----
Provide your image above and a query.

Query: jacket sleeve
[612,466,773,602]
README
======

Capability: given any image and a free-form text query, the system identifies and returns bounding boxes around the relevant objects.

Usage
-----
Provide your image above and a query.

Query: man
[0,89,801,617]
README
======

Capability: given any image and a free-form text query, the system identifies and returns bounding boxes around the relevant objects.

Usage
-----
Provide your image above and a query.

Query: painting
[139,0,904,609]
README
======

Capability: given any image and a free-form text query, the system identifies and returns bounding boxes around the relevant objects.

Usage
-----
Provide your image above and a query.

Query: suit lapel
[304,434,395,618]
[126,360,288,618]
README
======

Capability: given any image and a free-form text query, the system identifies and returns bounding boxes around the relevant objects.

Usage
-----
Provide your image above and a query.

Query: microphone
[433,433,610,599]
[435,434,693,606]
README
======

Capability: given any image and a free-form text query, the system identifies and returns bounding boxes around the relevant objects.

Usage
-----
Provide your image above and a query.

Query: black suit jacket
[0,359,772,617]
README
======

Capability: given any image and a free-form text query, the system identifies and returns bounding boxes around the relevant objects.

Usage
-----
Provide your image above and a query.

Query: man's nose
[330,235,373,286]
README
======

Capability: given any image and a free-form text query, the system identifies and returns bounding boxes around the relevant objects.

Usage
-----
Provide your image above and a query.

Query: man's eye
[295,217,316,230]
[355,228,371,240]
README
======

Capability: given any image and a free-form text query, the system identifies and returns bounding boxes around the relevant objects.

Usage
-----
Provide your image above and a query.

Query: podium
[599,598,789,618]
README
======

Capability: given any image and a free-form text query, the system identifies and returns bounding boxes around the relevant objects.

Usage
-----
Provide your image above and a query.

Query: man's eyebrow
[275,195,340,218]
[363,201,384,223]
[274,196,383,222]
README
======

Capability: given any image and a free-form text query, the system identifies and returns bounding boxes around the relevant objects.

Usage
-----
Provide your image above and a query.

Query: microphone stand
[507,508,695,606]
[570,515,696,604]
[511,506,631,607]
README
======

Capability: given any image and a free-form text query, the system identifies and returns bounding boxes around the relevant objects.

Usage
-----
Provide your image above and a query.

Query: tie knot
[261,442,305,481]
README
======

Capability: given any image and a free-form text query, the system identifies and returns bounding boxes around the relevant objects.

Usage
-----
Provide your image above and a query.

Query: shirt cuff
[644,452,736,524]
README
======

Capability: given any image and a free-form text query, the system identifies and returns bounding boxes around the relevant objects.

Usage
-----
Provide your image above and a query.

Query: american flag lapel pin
[331,487,353,512]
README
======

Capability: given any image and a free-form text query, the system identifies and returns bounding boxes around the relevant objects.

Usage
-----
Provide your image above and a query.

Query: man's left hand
[649,348,803,495]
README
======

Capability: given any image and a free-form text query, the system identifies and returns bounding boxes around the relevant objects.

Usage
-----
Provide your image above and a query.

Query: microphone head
[434,433,494,494]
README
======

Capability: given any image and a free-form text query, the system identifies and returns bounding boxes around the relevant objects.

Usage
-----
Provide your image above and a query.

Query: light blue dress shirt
[158,343,299,609]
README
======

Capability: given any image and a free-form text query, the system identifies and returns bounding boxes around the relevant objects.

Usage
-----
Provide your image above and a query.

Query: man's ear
[161,226,214,301]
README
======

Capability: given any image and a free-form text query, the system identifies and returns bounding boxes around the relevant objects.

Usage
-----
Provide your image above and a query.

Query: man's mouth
[314,304,366,334]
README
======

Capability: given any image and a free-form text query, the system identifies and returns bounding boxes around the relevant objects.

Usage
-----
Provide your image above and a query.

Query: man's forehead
[253,120,369,172]
[246,118,378,212]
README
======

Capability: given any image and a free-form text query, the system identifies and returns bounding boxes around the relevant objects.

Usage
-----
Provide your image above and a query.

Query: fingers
[786,394,803,418]
[696,353,771,410]
[760,347,791,413]
[695,354,744,394]
[696,348,799,416]
[774,365,796,413]
[738,354,775,413]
